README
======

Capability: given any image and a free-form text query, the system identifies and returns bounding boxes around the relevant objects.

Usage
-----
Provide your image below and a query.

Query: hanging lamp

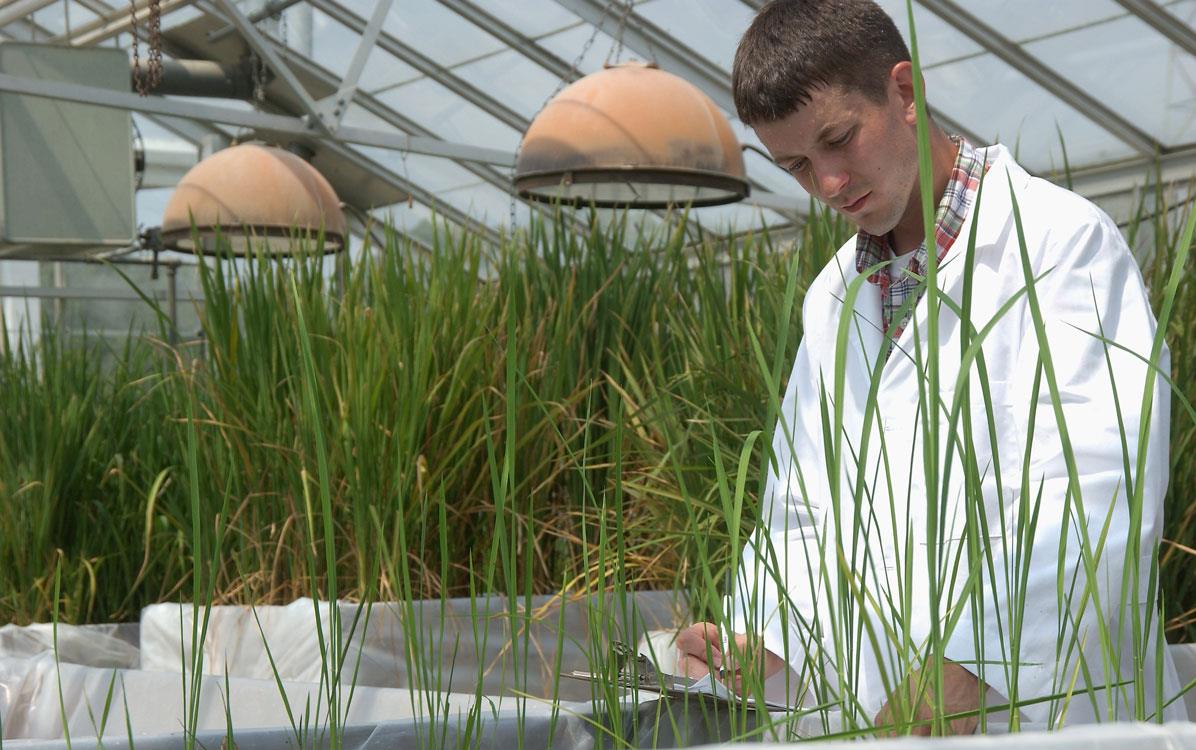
[161,143,347,256]
[514,62,749,209]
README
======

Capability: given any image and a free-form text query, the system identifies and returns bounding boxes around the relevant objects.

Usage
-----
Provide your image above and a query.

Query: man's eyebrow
[772,121,854,165]
[814,120,850,143]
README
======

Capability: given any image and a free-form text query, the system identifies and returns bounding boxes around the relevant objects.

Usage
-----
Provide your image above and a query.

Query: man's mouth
[840,193,870,214]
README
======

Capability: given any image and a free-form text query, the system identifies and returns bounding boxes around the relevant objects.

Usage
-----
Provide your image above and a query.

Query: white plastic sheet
[0,623,139,670]
[0,600,1193,747]
[140,593,685,700]
[0,653,583,744]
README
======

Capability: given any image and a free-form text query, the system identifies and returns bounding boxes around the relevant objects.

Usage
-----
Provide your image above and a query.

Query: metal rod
[166,264,178,345]
[0,286,170,301]
[0,72,517,165]
[325,0,394,125]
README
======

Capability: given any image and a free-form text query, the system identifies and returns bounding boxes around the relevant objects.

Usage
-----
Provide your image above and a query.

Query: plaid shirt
[854,137,988,350]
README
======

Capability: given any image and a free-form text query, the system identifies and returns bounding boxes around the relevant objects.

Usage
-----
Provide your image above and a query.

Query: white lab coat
[731,144,1187,728]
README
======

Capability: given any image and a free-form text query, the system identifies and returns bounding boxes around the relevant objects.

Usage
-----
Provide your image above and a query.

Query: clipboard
[561,641,792,713]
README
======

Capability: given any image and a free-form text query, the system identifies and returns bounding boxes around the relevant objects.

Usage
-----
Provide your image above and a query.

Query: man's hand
[675,622,785,691]
[874,660,983,736]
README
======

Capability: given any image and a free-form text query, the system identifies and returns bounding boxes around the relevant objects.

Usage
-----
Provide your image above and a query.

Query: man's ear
[890,61,919,125]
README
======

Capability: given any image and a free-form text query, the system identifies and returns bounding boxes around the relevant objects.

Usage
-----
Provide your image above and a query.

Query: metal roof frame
[5,4,464,253]
[319,0,725,237]
[915,0,1161,157]
[1112,0,1196,60]
[0,0,1193,245]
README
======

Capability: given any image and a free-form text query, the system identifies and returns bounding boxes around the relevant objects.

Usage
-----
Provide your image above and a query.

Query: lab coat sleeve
[940,208,1172,722]
[727,334,830,673]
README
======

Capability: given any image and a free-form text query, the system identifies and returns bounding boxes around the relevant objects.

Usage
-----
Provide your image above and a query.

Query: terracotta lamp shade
[161,144,347,256]
[514,62,749,209]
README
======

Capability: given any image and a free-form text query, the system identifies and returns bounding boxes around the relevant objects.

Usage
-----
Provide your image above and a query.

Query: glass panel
[452,48,562,120]
[688,202,788,233]
[133,113,195,145]
[872,0,986,69]
[375,78,523,151]
[538,22,630,75]
[339,0,506,69]
[341,103,395,132]
[277,7,360,79]
[161,5,204,31]
[353,148,485,195]
[456,0,581,39]
[358,46,420,95]
[371,201,444,245]
[945,0,1126,43]
[1025,0,1196,147]
[29,2,100,37]
[136,186,174,228]
[745,149,805,196]
[634,0,753,73]
[922,53,1137,172]
[439,181,531,228]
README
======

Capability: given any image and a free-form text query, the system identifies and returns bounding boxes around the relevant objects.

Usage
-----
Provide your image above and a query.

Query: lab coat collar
[881,143,1029,371]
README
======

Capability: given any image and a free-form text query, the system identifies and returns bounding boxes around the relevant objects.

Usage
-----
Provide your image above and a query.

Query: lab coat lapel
[878,145,1023,389]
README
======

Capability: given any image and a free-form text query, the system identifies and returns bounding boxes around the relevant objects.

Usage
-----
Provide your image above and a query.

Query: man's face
[752,65,920,238]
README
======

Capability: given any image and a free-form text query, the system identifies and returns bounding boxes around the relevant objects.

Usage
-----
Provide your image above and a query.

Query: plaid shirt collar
[854,137,987,342]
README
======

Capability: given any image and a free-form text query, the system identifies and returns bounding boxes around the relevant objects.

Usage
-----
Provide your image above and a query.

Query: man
[676,0,1187,735]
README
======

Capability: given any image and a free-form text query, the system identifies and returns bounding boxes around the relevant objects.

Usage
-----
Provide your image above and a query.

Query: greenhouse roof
[0,0,1193,248]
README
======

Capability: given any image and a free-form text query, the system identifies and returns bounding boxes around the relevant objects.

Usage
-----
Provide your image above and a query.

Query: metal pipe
[146,59,257,99]
[166,264,178,345]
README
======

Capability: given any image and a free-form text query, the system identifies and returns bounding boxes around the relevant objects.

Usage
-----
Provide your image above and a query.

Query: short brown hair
[732,0,911,124]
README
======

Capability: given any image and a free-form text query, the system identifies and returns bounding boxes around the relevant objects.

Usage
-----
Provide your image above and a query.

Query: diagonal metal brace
[208,0,331,133]
[318,0,394,127]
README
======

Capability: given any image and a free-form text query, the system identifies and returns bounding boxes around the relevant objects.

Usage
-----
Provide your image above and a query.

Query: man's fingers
[676,623,728,678]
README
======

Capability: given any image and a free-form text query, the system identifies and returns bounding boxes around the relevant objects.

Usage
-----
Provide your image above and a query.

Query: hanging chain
[130,0,163,97]
[508,6,609,228]
[605,0,634,67]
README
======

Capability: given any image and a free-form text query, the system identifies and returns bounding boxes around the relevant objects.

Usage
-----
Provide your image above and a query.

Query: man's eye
[786,160,808,174]
[829,130,853,147]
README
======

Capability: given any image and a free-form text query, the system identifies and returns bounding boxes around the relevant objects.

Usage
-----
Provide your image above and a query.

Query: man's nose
[817,168,849,200]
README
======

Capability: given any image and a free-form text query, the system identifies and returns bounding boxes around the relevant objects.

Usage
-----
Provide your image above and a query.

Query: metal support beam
[345,210,433,258]
[311,0,527,132]
[207,0,329,131]
[0,285,169,302]
[321,140,503,247]
[434,0,583,86]
[916,0,1161,157]
[323,0,394,126]
[241,21,596,237]
[1112,0,1196,60]
[1067,144,1196,200]
[56,0,194,46]
[0,0,58,29]
[0,71,517,166]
